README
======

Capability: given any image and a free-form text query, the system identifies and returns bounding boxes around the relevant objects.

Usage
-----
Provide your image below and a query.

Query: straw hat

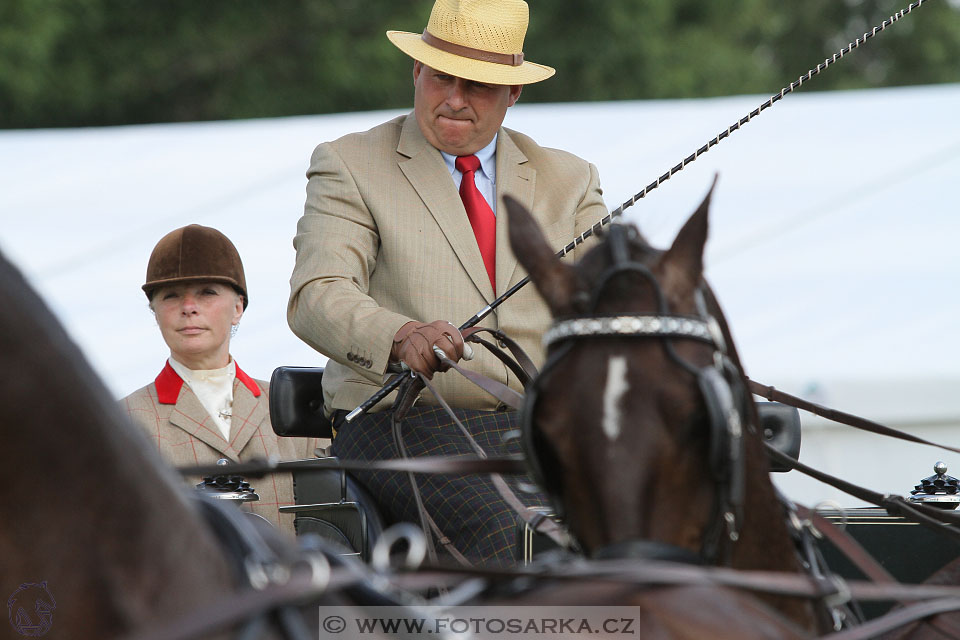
[387,0,555,86]
[142,224,249,309]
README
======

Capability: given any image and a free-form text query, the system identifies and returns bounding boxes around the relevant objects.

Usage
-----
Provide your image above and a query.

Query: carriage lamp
[195,459,261,504]
[907,461,960,510]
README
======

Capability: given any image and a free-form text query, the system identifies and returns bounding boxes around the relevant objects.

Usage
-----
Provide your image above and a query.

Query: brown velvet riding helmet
[142,224,248,309]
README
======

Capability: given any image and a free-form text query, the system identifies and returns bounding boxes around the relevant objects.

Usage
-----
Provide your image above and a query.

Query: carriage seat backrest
[269,366,333,439]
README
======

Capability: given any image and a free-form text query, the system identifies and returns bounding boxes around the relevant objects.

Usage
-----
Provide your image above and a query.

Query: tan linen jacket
[288,113,606,414]
[121,361,317,537]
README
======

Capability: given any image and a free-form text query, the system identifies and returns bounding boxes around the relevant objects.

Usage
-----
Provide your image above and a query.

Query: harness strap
[125,571,349,640]
[418,373,570,549]
[794,504,898,585]
[465,328,539,385]
[383,363,562,566]
[182,455,528,478]
[766,444,960,541]
[592,540,702,564]
[749,379,960,455]
[390,376,447,566]
[437,355,524,409]
[423,510,474,567]
[130,559,960,640]
[820,598,960,640]
[414,559,960,603]
[195,498,319,638]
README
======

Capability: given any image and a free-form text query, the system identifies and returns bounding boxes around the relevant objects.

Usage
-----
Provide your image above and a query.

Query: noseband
[521,223,749,565]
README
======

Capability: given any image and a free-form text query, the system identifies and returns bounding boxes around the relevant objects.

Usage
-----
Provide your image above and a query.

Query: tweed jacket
[288,113,606,414]
[121,361,317,537]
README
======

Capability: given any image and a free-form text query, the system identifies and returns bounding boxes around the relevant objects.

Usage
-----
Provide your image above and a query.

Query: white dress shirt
[168,357,236,440]
[440,134,498,215]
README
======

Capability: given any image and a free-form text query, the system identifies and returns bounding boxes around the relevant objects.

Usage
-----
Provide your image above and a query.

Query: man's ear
[413,60,422,86]
[507,84,523,107]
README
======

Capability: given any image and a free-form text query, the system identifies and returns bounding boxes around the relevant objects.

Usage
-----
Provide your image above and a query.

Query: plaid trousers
[331,406,548,567]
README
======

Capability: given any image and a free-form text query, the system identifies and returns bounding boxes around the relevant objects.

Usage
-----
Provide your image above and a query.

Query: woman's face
[151,281,243,370]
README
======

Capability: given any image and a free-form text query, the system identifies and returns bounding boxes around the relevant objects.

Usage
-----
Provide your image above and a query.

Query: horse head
[505,183,806,589]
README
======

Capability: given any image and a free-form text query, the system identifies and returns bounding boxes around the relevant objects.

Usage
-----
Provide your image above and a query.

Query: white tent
[2,83,958,507]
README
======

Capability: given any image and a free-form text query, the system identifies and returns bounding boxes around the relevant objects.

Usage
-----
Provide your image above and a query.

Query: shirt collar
[169,356,234,385]
[440,133,498,183]
[154,359,261,405]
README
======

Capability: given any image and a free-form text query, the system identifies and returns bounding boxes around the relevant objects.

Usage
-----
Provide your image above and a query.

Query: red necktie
[455,155,496,291]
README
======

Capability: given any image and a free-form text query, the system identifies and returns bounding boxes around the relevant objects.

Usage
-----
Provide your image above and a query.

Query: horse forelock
[570,224,669,316]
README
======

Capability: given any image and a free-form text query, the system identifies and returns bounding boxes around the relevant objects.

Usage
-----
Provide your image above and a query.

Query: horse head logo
[7,582,56,637]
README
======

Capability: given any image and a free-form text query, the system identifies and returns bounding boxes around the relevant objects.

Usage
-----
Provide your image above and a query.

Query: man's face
[413,62,522,156]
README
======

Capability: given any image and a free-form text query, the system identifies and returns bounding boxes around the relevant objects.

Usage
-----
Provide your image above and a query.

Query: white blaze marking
[602,356,629,441]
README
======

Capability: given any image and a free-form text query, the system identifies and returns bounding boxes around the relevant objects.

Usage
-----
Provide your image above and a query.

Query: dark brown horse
[0,249,354,639]
[0,250,240,637]
[502,185,824,638]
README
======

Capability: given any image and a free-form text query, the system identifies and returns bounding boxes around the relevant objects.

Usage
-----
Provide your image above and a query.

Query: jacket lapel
[228,377,268,456]
[495,128,536,295]
[168,386,243,461]
[397,114,495,300]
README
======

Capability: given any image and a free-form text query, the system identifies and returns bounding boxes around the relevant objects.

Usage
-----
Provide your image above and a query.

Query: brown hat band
[421,30,524,67]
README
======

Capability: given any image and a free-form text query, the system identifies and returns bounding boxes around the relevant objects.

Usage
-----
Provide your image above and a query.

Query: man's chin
[434,126,477,150]
[437,137,481,156]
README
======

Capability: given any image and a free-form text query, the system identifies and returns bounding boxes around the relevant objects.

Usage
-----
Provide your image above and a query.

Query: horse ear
[504,194,579,314]
[661,175,717,296]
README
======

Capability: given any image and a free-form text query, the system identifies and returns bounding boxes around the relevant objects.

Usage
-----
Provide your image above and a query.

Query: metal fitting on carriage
[812,501,848,535]
[908,461,960,509]
[244,558,292,590]
[723,511,740,542]
[293,536,334,589]
[371,523,427,573]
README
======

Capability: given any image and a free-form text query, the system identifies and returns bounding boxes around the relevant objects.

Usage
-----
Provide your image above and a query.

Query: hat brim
[142,276,248,309]
[387,31,554,85]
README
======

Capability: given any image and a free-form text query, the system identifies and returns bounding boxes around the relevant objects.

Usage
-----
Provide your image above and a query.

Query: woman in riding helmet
[122,224,317,536]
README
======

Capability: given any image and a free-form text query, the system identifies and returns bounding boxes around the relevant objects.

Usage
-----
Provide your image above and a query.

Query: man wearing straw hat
[288,0,606,565]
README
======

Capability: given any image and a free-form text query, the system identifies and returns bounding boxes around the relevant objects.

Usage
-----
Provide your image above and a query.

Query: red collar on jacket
[154,360,261,405]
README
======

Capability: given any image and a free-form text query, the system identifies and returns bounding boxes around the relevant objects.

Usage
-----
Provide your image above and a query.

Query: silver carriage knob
[908,461,960,510]
[216,458,229,466]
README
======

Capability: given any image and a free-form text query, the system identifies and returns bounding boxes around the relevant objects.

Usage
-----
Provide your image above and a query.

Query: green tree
[1,0,958,128]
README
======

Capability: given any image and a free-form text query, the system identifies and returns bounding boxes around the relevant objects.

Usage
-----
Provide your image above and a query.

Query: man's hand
[390,320,473,378]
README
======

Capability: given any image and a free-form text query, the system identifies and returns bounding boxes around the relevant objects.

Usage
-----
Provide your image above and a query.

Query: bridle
[520,222,750,565]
